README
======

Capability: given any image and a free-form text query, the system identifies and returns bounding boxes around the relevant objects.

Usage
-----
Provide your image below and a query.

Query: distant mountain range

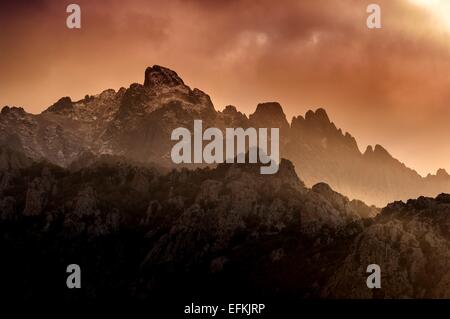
[1,65,449,206]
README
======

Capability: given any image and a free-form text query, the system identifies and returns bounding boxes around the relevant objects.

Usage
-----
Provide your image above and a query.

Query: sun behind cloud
[409,0,450,31]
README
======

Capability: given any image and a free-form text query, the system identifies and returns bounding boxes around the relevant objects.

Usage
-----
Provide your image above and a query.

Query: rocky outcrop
[0,146,32,170]
[63,186,122,237]
[323,194,450,298]
[144,65,185,88]
[143,159,377,268]
[45,97,74,113]
[249,102,290,132]
[23,168,56,216]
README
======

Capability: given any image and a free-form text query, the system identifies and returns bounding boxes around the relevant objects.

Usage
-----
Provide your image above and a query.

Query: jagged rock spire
[144,65,184,88]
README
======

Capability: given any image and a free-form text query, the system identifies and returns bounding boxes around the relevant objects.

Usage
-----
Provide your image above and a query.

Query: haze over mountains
[1,65,449,206]
[1,147,449,300]
[2,65,450,300]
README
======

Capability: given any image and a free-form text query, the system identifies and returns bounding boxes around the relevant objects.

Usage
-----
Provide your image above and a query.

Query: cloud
[0,0,449,175]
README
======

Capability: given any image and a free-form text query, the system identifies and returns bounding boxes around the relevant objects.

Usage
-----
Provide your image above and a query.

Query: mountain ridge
[1,65,449,206]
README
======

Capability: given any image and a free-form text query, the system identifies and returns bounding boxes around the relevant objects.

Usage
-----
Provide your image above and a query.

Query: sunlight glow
[409,0,450,31]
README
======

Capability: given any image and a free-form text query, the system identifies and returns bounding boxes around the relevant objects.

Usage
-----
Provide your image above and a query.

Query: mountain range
[2,66,450,300]
[1,65,448,206]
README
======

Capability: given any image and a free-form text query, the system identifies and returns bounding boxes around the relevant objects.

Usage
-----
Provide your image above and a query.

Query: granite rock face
[324,194,450,298]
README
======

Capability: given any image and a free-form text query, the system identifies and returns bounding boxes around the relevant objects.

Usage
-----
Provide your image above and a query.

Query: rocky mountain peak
[218,105,248,127]
[311,182,335,195]
[1,106,26,116]
[144,65,184,88]
[252,102,284,116]
[1,106,11,115]
[45,97,73,113]
[222,105,238,114]
[436,168,449,177]
[305,108,330,123]
[290,108,358,151]
[276,158,304,186]
[300,108,338,134]
[98,88,117,99]
[364,145,373,154]
[364,144,391,158]
[374,144,391,158]
[249,102,289,129]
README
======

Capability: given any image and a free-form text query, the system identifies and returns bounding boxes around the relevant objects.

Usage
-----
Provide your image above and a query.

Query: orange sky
[0,0,449,176]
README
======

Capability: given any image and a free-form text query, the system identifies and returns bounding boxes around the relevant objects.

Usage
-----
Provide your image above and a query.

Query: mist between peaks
[171,120,280,175]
